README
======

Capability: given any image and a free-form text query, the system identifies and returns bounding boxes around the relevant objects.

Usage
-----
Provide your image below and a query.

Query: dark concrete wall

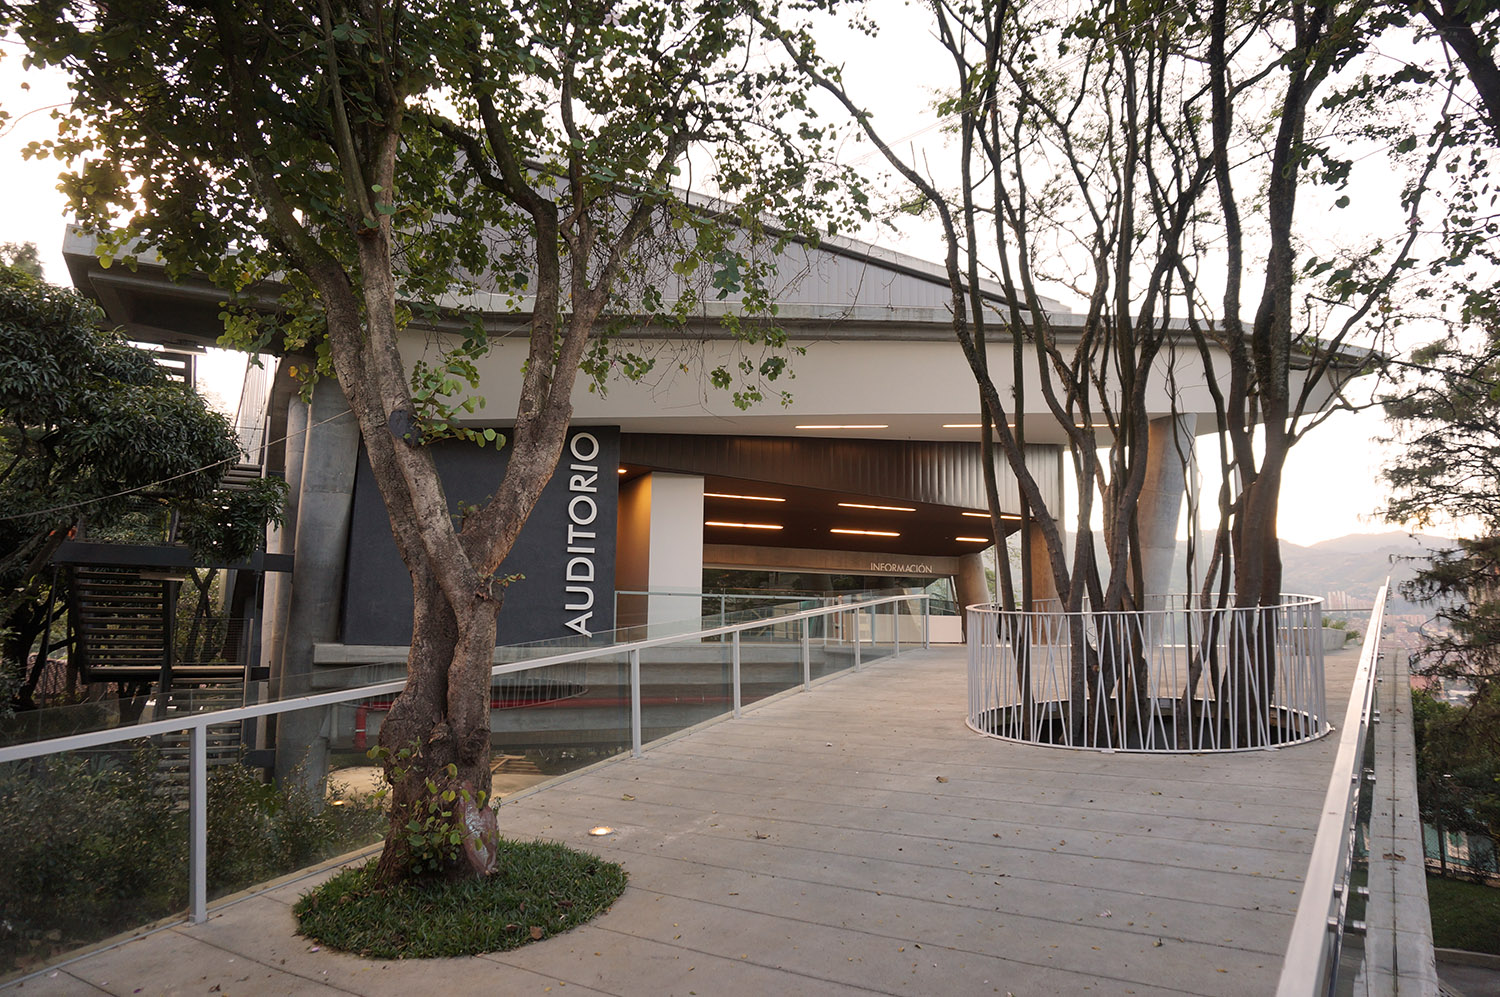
[341,427,620,646]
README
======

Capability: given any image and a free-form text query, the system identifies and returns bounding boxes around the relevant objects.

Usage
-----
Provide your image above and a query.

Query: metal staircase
[69,565,247,789]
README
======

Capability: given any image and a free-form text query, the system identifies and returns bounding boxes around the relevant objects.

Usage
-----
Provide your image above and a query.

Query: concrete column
[262,382,307,699]
[615,472,704,634]
[274,380,360,785]
[1136,414,1197,607]
[955,552,990,642]
[955,552,990,612]
[1027,522,1061,611]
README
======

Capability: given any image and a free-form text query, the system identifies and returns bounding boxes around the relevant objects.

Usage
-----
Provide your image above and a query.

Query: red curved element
[351,693,736,749]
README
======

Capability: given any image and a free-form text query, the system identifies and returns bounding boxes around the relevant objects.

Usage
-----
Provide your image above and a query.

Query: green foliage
[205,762,385,897]
[1426,873,1500,954]
[0,242,42,278]
[293,843,627,958]
[399,759,482,874]
[0,263,280,712]
[1384,323,1500,771]
[1412,688,1500,844]
[6,0,862,422]
[1325,618,1362,640]
[1384,327,1500,534]
[0,748,383,975]
[3,0,868,881]
[0,266,236,544]
[366,744,495,877]
[0,747,181,973]
[174,477,291,565]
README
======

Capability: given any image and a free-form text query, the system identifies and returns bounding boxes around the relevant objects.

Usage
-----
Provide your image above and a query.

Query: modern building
[59,224,1350,770]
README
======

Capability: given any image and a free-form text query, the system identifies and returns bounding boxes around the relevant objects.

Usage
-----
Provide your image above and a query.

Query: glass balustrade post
[853,608,861,672]
[802,618,811,690]
[630,647,642,758]
[732,630,742,718]
[189,723,207,924]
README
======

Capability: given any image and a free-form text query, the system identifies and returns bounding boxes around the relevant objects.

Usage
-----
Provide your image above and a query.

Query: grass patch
[1427,873,1500,955]
[293,840,627,958]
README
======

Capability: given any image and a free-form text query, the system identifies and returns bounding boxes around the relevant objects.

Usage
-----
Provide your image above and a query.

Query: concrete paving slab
[3,972,109,995]
[177,901,613,997]
[9,644,1363,996]
[487,923,877,997]
[51,925,345,997]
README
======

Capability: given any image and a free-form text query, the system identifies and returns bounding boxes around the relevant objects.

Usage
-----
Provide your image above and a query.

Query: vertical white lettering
[569,433,600,462]
[568,495,597,525]
[563,432,603,639]
[564,585,595,611]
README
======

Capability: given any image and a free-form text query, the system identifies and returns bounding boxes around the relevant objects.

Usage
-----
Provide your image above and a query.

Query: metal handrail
[966,593,1329,752]
[0,591,929,926]
[1275,582,1388,996]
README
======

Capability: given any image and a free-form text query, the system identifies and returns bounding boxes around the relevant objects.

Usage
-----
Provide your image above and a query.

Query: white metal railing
[1275,584,1394,996]
[966,594,1329,752]
[0,592,929,931]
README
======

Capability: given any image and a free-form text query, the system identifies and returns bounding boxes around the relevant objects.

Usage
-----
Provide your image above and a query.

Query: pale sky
[0,24,1430,547]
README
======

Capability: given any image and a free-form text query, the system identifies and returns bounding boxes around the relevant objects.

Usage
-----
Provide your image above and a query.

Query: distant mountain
[1279,532,1454,615]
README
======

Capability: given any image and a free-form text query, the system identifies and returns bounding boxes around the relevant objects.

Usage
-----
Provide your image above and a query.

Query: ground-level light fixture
[705,521,783,530]
[830,528,900,537]
[588,826,615,837]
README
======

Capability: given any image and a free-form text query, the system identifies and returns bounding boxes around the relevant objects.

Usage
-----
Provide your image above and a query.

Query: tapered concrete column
[274,380,360,785]
[615,472,704,634]
[955,551,991,611]
[262,374,306,699]
[1137,414,1197,606]
[954,552,990,641]
[1027,522,1061,610]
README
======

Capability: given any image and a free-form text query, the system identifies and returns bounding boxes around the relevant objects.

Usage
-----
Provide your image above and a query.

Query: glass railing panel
[861,603,895,665]
[1333,680,1378,995]
[812,607,859,681]
[638,637,733,745]
[207,698,384,904]
[0,732,190,981]
[738,622,803,708]
[488,655,631,788]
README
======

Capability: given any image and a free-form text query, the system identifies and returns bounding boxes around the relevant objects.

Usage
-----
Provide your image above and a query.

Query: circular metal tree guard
[966,594,1329,752]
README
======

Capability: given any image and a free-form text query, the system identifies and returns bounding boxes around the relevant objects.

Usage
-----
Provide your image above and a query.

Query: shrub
[0,746,384,978]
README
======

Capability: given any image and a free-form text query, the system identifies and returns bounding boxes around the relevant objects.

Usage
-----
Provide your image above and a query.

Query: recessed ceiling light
[705,521,783,530]
[838,502,915,512]
[942,421,1110,429]
[830,528,901,537]
[795,424,889,430]
[704,492,786,502]
[962,511,1023,520]
[955,536,992,543]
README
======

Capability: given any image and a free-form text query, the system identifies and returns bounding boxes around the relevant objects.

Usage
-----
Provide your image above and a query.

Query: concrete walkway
[18,644,1356,996]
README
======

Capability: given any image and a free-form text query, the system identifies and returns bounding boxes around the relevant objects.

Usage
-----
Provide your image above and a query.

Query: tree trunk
[372,564,500,881]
